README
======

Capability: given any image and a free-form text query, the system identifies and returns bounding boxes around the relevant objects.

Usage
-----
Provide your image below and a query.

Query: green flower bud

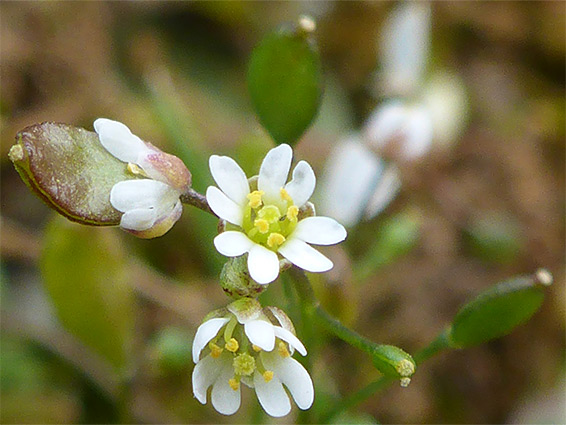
[220,256,267,299]
[9,122,132,225]
[371,344,416,387]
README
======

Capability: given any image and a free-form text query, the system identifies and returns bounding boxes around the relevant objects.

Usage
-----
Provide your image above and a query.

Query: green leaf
[247,20,323,146]
[449,272,551,348]
[41,216,135,371]
[9,122,133,226]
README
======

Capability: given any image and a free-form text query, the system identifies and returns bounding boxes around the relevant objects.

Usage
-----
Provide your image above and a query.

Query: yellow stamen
[267,233,286,249]
[209,342,223,358]
[263,371,274,382]
[228,378,240,391]
[254,218,270,234]
[252,344,262,352]
[280,188,292,201]
[278,341,290,358]
[127,162,148,177]
[225,338,239,353]
[247,190,264,209]
[286,205,299,221]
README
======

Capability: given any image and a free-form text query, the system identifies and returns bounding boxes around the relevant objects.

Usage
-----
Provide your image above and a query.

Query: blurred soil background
[1,2,564,424]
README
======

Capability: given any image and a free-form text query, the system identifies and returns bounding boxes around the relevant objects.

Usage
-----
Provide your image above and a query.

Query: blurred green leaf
[9,123,132,226]
[150,327,193,373]
[464,213,523,264]
[41,216,135,371]
[247,23,323,146]
[449,273,548,348]
[355,210,421,282]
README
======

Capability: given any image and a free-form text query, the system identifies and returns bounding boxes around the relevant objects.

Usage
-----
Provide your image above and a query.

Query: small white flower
[192,300,313,417]
[206,144,347,284]
[377,2,431,97]
[318,135,401,227]
[363,100,434,161]
[94,118,191,238]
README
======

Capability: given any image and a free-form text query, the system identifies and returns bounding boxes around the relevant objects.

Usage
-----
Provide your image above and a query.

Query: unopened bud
[220,256,267,299]
[371,344,416,386]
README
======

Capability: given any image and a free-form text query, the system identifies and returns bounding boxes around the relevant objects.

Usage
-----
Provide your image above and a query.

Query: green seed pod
[449,270,552,348]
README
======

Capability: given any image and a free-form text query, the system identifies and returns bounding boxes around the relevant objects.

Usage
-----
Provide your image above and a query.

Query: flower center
[233,353,256,376]
[242,188,298,251]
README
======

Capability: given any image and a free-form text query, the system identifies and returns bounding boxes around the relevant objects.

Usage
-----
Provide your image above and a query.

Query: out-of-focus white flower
[363,100,434,161]
[318,136,401,227]
[377,2,431,97]
[422,71,468,149]
[94,118,191,238]
[192,299,314,417]
[206,144,347,284]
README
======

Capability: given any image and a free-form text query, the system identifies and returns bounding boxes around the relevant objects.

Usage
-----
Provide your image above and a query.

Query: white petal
[293,217,347,246]
[284,161,316,207]
[318,138,381,227]
[110,179,177,212]
[379,2,431,96]
[209,155,250,206]
[213,231,254,257]
[119,208,156,231]
[211,358,241,415]
[253,370,291,417]
[271,357,314,410]
[258,144,293,202]
[244,320,275,352]
[192,354,224,404]
[278,238,333,273]
[94,118,150,162]
[273,327,307,356]
[206,186,243,226]
[363,101,407,149]
[192,318,230,363]
[364,164,401,220]
[402,106,433,159]
[247,244,280,284]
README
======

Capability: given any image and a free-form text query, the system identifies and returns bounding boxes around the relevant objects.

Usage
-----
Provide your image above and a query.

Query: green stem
[289,268,384,355]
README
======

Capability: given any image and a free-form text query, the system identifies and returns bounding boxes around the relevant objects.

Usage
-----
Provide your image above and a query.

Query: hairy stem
[180,188,214,215]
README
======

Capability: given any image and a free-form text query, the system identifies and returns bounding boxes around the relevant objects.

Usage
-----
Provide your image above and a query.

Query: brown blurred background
[1,2,564,424]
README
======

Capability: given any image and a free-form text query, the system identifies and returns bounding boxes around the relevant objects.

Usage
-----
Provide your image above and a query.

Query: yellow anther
[254,218,270,234]
[263,371,274,382]
[278,341,290,358]
[286,205,299,221]
[280,188,292,201]
[127,162,148,177]
[225,338,239,353]
[252,344,262,352]
[267,233,286,249]
[247,190,264,208]
[228,378,240,391]
[209,342,223,358]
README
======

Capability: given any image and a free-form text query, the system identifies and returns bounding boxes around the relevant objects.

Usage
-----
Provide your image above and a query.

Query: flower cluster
[192,298,314,417]
[94,118,191,238]
[207,143,347,284]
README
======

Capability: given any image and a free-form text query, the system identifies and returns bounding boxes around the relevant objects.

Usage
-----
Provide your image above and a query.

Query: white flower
[192,300,313,417]
[94,118,191,238]
[319,135,401,227]
[206,144,347,284]
[363,100,434,161]
[377,2,431,97]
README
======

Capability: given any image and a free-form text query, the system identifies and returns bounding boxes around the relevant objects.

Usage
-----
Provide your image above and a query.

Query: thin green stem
[289,268,383,355]
[180,188,214,216]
